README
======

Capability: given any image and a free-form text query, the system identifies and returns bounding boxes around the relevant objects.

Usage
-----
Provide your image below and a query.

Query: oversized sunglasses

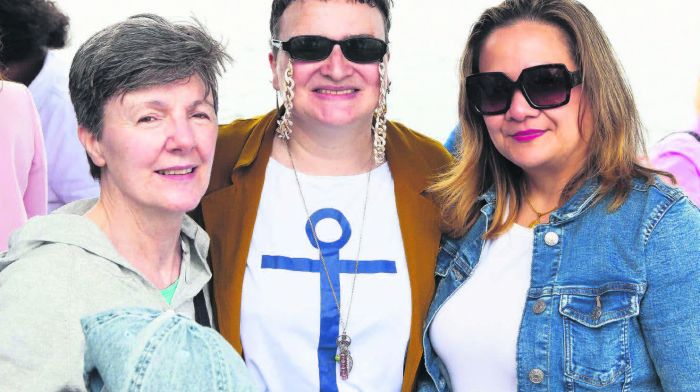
[270,35,388,64]
[466,63,582,115]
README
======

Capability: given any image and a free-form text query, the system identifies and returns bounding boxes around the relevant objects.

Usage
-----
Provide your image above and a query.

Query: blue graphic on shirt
[261,208,397,391]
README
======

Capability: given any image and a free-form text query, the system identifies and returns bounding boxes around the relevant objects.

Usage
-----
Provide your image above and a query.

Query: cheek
[198,126,218,161]
[359,64,381,86]
[555,91,588,142]
[289,62,317,86]
[101,134,134,165]
[482,116,510,155]
[483,116,503,140]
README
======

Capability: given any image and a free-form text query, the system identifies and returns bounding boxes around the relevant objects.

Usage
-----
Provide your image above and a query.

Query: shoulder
[626,177,699,244]
[217,114,270,150]
[0,81,37,114]
[0,81,31,99]
[0,82,40,138]
[0,242,85,314]
[1,242,76,278]
[630,176,688,206]
[650,132,700,163]
[387,120,453,169]
[0,242,96,389]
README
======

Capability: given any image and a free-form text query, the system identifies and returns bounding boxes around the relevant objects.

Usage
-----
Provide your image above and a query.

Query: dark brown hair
[270,0,393,39]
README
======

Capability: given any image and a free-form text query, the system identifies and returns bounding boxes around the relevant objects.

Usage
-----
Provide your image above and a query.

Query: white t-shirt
[429,224,534,392]
[241,158,411,392]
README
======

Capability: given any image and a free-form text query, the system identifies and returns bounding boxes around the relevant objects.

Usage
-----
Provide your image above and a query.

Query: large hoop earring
[372,60,389,164]
[276,59,295,140]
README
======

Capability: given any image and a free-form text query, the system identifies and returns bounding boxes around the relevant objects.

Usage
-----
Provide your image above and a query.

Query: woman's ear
[78,126,106,169]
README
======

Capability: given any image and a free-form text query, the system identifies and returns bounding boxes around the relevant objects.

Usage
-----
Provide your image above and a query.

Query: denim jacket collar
[475,177,602,225]
[549,178,600,224]
[442,178,601,268]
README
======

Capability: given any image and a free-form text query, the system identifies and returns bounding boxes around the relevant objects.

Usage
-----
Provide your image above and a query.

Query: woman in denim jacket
[420,0,700,391]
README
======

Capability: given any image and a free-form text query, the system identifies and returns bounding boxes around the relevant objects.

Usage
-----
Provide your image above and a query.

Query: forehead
[478,21,575,78]
[278,0,385,40]
[107,76,211,112]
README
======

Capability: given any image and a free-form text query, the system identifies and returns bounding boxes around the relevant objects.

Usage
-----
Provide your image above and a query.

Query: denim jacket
[419,178,700,392]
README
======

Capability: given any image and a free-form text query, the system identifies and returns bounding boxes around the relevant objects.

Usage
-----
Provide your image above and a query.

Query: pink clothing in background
[0,81,48,250]
[649,130,700,207]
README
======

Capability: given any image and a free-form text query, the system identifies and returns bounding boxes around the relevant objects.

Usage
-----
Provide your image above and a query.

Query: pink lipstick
[511,129,545,142]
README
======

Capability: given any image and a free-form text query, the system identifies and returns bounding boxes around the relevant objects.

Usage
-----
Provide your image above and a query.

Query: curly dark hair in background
[0,0,69,62]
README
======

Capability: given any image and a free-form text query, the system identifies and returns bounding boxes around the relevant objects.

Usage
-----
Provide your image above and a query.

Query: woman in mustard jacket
[193,1,451,391]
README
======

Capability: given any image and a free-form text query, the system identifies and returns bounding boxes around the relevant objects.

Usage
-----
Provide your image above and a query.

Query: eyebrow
[346,33,381,40]
[187,99,216,111]
[137,99,215,111]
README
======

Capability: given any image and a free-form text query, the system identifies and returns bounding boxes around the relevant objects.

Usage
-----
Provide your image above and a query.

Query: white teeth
[158,168,193,175]
[317,89,355,95]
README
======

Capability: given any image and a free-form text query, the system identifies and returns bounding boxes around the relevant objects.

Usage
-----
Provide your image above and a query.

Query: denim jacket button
[533,300,546,314]
[529,368,545,384]
[544,232,559,246]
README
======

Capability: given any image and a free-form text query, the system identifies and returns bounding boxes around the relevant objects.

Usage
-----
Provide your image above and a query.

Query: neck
[516,168,580,228]
[271,120,375,175]
[85,188,183,289]
[524,175,568,210]
[4,51,46,86]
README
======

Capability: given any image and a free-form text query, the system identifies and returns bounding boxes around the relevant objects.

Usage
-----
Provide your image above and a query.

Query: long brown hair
[432,0,665,239]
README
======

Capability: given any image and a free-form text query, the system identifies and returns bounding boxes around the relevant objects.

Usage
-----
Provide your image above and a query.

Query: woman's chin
[153,196,203,215]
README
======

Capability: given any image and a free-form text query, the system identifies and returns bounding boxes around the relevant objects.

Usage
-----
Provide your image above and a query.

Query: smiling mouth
[156,168,194,175]
[314,88,358,95]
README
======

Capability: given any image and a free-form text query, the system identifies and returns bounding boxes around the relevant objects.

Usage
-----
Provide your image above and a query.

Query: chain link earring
[276,59,295,140]
[372,60,389,164]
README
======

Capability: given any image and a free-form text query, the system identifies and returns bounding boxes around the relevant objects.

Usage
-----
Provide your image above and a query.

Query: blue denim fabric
[419,178,700,391]
[81,308,254,392]
[443,124,461,157]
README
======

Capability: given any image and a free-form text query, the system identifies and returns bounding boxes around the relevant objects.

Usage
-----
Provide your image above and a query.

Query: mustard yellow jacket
[193,110,452,391]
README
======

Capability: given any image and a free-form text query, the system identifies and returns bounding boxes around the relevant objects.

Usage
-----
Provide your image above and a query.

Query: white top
[241,158,411,392]
[429,224,534,392]
[28,51,99,211]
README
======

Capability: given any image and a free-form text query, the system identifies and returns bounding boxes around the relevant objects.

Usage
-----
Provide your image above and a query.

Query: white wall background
[53,0,700,145]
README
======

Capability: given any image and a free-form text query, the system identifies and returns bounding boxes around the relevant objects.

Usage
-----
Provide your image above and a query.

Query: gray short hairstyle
[69,14,230,179]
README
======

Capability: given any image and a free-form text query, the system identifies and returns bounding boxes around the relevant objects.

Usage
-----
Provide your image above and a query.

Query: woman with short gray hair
[0,14,238,391]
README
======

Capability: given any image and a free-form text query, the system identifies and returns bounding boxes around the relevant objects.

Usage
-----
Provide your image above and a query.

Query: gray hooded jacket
[0,199,213,391]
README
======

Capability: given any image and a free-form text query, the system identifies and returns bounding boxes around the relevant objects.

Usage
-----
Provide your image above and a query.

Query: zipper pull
[592,295,602,320]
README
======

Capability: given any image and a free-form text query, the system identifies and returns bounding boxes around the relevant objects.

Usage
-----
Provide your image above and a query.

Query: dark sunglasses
[270,35,388,64]
[466,63,582,115]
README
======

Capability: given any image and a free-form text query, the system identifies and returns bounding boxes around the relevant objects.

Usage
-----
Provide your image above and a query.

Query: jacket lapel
[201,113,276,352]
[385,124,444,390]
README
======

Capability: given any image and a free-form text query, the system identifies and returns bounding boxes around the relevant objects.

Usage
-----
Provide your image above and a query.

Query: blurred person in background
[0,14,232,391]
[0,0,99,211]
[0,38,47,251]
[647,77,700,206]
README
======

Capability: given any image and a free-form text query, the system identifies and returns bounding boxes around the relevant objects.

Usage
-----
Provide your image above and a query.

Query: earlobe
[78,126,107,168]
[269,52,280,91]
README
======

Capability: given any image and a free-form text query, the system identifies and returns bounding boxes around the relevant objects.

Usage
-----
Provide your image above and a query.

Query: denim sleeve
[640,197,700,390]
[443,124,461,157]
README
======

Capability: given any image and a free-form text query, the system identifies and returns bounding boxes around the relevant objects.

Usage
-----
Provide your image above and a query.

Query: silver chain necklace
[284,139,372,380]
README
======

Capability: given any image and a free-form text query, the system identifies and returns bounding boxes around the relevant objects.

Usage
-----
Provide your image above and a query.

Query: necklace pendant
[336,333,353,380]
[529,213,544,228]
[528,218,539,229]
